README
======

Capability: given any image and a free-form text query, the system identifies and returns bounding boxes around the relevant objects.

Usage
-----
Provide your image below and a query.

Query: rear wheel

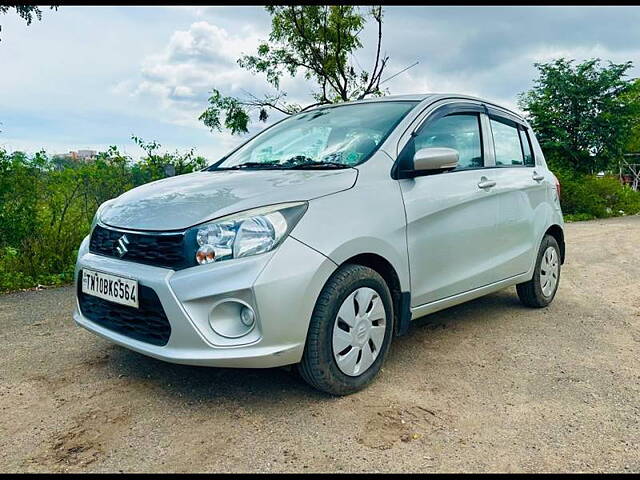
[517,234,561,308]
[298,264,394,396]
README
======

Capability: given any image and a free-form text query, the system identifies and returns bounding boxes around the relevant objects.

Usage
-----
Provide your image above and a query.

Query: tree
[131,135,207,184]
[622,79,640,153]
[0,5,58,42]
[518,58,639,174]
[199,5,390,135]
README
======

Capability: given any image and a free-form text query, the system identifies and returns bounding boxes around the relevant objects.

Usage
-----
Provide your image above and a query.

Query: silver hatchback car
[74,94,565,395]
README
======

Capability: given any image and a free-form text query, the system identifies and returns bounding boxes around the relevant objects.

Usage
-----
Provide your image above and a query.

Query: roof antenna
[380,61,419,86]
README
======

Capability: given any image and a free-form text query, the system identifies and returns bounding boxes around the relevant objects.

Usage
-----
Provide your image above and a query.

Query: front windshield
[210,101,418,170]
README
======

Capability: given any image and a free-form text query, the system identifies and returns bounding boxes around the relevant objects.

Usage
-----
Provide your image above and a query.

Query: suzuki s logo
[115,234,130,258]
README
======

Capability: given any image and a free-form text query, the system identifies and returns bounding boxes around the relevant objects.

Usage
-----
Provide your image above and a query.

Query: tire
[517,234,561,308]
[298,264,394,396]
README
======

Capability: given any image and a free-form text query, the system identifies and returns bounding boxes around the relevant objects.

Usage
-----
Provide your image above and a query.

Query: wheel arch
[340,252,411,336]
[545,224,565,264]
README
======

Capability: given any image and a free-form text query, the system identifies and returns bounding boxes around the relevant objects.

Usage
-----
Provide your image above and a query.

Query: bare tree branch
[360,6,384,98]
[239,90,298,115]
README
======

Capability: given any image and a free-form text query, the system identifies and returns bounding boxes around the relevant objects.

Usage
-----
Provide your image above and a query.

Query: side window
[413,114,483,169]
[490,118,524,166]
[519,127,535,166]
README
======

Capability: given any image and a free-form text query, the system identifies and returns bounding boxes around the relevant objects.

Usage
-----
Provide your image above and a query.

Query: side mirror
[413,147,459,172]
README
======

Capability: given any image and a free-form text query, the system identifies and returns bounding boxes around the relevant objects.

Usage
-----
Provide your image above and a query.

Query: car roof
[312,93,525,122]
[350,94,433,102]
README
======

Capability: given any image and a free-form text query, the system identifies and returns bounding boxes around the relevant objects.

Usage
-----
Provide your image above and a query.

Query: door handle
[532,171,545,182]
[477,177,496,189]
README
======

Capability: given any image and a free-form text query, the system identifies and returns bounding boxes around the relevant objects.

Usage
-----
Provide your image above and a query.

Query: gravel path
[1,216,639,473]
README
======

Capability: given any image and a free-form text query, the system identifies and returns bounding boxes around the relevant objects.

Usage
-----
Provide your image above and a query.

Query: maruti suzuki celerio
[74,94,565,395]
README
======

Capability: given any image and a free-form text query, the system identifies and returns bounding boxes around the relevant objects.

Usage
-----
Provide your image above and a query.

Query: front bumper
[73,234,336,368]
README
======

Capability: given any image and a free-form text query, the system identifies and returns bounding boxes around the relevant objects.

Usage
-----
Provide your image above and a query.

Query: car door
[483,110,547,280]
[397,102,504,307]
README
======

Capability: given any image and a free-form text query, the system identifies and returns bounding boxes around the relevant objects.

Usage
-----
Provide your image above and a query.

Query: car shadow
[105,288,525,403]
[108,345,325,403]
[409,287,524,331]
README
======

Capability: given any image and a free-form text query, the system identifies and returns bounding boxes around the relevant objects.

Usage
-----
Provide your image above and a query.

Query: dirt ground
[1,216,639,473]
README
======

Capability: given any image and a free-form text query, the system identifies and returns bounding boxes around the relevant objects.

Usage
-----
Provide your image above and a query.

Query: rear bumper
[73,234,336,368]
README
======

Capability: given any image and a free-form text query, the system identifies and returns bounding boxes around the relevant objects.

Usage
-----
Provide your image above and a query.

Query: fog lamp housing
[208,299,256,338]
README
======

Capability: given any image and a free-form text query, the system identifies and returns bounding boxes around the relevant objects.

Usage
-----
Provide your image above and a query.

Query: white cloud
[118,20,271,129]
[164,21,244,63]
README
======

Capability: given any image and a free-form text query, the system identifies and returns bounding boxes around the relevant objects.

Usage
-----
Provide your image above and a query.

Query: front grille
[90,224,191,270]
[77,275,172,346]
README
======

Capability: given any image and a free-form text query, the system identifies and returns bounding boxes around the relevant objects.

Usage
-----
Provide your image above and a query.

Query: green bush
[0,141,207,293]
[554,169,640,220]
[0,247,73,291]
[563,213,597,223]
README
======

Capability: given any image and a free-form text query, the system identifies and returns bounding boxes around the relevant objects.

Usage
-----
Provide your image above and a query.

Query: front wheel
[298,264,394,396]
[517,234,561,308]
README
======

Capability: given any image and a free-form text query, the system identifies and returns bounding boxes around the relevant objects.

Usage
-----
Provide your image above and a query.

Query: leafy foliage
[130,136,207,182]
[198,90,252,135]
[0,5,58,42]
[199,6,389,134]
[554,169,640,221]
[518,58,639,174]
[0,142,207,292]
[622,78,640,154]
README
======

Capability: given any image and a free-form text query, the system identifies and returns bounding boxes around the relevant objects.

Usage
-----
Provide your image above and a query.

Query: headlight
[189,202,308,265]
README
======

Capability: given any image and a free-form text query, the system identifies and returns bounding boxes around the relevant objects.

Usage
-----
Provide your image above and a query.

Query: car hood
[100,168,358,231]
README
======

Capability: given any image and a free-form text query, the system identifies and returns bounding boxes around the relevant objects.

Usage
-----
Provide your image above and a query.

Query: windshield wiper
[214,162,286,170]
[287,160,350,169]
[279,155,350,169]
[212,157,351,171]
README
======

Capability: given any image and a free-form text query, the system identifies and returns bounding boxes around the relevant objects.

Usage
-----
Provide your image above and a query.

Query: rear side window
[490,118,524,166]
[414,114,483,169]
[519,128,535,166]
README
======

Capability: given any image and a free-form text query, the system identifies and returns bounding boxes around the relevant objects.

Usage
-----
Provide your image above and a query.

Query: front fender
[290,171,410,292]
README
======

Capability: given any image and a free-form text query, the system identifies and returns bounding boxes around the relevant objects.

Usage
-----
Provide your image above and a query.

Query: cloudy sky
[1,5,640,161]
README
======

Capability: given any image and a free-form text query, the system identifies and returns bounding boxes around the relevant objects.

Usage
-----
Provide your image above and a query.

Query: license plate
[81,269,139,308]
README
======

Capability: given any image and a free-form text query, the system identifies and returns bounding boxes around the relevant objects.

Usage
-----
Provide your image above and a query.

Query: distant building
[76,149,97,161]
[53,149,98,163]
